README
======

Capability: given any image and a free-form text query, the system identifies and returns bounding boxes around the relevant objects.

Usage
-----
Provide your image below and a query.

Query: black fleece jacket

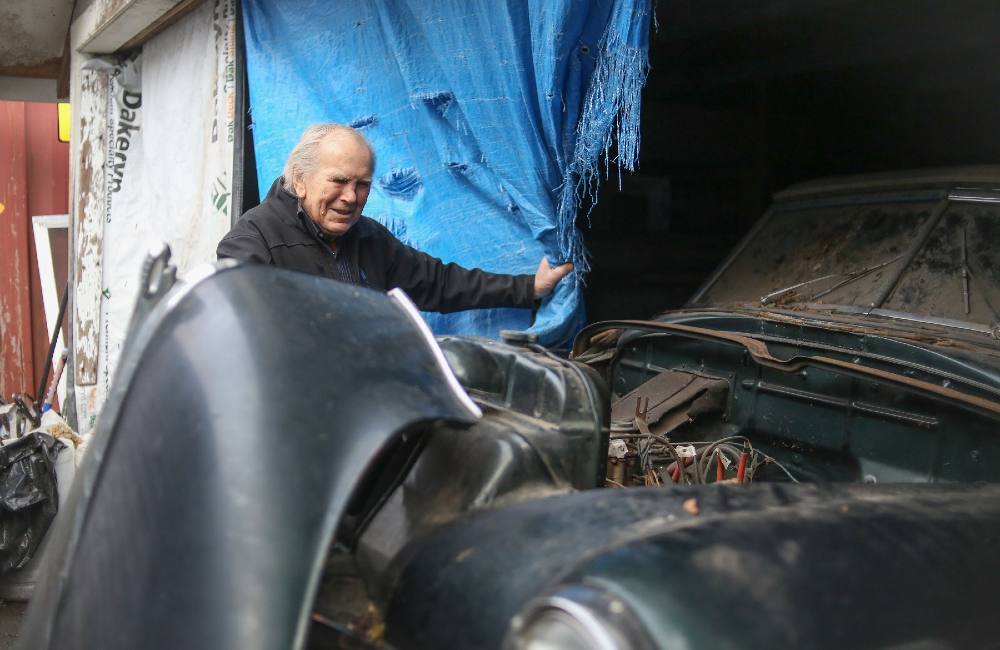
[217,178,536,313]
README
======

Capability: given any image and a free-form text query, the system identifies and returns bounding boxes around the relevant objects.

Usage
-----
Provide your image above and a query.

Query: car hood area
[18,259,481,650]
[384,482,1000,650]
[18,252,1000,650]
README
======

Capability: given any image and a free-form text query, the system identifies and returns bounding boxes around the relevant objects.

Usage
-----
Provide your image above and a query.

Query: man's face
[293,134,373,238]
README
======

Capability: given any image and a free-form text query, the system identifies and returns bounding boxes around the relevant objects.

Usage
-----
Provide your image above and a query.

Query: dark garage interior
[584,0,1000,323]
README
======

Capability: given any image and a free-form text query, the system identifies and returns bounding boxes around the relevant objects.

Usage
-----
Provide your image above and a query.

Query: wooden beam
[68,1,113,390]
[57,30,72,100]
[120,0,206,51]
[70,68,109,387]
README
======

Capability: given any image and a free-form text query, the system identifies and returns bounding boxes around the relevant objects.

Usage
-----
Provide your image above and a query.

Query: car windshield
[696,194,1000,325]
[882,203,1000,324]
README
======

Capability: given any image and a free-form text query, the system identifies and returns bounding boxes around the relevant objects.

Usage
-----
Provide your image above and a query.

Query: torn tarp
[243,0,652,346]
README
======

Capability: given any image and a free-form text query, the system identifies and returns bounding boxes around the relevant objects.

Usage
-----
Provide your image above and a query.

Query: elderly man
[218,124,572,313]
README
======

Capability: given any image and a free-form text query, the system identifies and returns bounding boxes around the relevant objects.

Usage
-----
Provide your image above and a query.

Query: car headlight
[504,584,655,650]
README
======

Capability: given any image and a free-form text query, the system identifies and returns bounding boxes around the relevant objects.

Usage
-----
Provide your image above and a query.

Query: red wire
[716,454,724,482]
[736,452,749,483]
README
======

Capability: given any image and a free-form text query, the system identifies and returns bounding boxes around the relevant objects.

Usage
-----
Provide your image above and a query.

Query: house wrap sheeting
[243,0,651,346]
[75,0,236,432]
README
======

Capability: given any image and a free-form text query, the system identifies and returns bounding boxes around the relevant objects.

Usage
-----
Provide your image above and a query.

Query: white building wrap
[78,0,236,432]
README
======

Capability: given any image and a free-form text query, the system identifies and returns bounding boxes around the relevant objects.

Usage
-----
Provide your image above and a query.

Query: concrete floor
[0,601,25,650]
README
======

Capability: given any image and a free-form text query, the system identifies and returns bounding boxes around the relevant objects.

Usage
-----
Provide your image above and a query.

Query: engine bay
[591,316,1000,486]
[606,367,800,487]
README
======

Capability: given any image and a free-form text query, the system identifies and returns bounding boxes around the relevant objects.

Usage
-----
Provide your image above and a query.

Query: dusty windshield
[883,203,1000,324]
[697,196,1000,325]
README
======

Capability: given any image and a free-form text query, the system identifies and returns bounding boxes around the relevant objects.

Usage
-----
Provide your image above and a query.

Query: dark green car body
[19,169,1000,650]
[604,166,1000,484]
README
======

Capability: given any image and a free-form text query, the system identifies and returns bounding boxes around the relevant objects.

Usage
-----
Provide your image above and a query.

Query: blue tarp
[244,0,651,346]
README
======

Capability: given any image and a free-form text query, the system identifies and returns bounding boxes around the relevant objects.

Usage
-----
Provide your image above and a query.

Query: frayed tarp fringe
[557,2,652,274]
[243,0,654,348]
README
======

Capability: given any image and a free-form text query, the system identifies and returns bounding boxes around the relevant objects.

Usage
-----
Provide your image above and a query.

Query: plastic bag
[0,433,64,574]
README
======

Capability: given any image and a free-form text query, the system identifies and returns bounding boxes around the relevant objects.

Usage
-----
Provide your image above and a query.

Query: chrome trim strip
[856,307,995,335]
[388,288,483,419]
[540,595,621,650]
[772,189,946,211]
[506,584,655,650]
[948,190,1000,204]
[748,380,939,428]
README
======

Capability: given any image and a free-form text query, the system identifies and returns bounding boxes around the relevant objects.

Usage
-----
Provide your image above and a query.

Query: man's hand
[534,257,574,298]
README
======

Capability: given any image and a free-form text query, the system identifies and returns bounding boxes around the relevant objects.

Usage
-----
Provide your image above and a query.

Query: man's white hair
[281,124,376,195]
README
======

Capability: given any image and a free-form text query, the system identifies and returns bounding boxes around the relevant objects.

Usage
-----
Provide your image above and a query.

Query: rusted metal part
[576,311,1000,402]
[606,458,627,487]
[607,369,729,487]
[72,69,110,386]
[610,371,699,424]
[611,370,728,436]
[754,308,982,347]
[575,319,1000,417]
[641,305,1000,356]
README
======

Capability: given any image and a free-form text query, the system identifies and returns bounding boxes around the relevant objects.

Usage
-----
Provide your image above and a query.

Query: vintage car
[18,167,1000,649]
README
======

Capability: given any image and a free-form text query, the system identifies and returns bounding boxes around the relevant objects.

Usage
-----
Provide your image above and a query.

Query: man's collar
[297,201,332,243]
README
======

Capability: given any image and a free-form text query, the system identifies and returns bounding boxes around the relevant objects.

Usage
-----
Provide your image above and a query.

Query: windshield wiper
[760,255,904,306]
[961,227,970,315]
[960,228,1000,326]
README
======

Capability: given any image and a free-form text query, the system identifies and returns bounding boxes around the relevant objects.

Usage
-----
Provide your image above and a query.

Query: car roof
[774,165,1000,201]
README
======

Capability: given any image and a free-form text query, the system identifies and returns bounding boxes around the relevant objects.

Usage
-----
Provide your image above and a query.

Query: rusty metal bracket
[573,319,1000,418]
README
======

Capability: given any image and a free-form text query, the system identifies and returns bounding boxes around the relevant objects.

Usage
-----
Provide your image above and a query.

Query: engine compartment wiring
[606,407,800,487]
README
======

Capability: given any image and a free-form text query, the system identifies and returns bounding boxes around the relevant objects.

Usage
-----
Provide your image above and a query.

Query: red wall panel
[25,102,70,216]
[0,101,70,400]
[25,103,70,402]
[0,101,34,398]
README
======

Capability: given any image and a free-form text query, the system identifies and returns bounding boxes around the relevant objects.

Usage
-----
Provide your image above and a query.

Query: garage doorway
[583,0,1000,322]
